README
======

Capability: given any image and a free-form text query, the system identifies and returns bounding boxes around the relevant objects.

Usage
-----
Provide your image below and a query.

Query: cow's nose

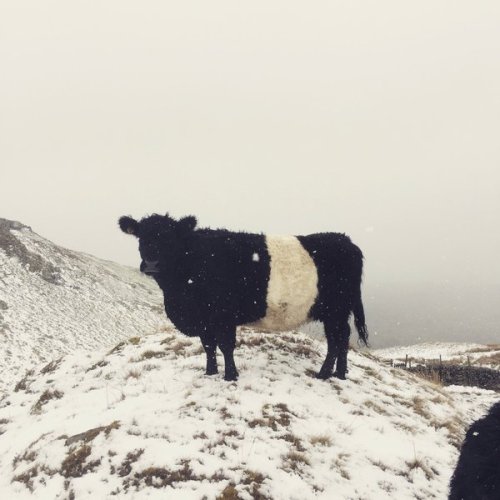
[141,260,160,274]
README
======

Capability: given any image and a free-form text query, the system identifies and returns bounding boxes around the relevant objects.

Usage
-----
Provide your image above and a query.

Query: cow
[449,401,500,500]
[119,213,368,381]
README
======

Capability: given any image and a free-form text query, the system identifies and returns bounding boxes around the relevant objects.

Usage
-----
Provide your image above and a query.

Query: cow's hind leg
[199,333,218,375]
[333,321,351,380]
[217,326,239,381]
[316,320,340,380]
[317,315,351,380]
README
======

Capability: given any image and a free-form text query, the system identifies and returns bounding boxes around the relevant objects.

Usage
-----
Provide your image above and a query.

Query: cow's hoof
[315,371,333,380]
[224,371,239,382]
[333,371,346,380]
[206,364,218,376]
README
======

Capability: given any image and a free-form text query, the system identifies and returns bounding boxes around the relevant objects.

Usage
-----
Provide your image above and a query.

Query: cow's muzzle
[140,260,160,275]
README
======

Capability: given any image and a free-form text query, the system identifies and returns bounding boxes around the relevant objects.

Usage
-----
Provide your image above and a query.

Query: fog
[2,1,499,346]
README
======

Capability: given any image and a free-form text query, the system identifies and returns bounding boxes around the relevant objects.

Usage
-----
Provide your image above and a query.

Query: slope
[374,342,500,370]
[0,218,165,392]
[0,328,497,500]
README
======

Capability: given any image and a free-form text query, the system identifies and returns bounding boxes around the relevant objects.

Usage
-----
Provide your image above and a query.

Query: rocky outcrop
[0,218,62,285]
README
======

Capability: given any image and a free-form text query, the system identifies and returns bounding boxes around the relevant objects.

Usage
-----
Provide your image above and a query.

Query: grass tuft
[30,389,64,415]
[310,434,332,447]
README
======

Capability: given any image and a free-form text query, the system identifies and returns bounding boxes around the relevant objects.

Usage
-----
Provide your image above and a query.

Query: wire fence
[384,355,500,392]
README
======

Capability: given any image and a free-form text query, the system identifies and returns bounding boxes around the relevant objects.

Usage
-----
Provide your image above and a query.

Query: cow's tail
[351,247,369,347]
[353,292,369,347]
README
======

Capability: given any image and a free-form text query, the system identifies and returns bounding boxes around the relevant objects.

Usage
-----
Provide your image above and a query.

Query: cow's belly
[249,235,318,331]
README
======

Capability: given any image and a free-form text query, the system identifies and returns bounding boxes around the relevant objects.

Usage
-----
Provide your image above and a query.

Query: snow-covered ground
[0,328,498,500]
[2,218,499,499]
[374,342,500,369]
[0,218,166,392]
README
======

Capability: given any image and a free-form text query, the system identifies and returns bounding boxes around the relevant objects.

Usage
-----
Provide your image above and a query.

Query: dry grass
[219,406,232,420]
[310,434,333,447]
[216,484,241,500]
[364,399,390,416]
[363,366,383,381]
[40,358,62,375]
[86,359,109,372]
[283,433,306,452]
[411,396,432,420]
[429,416,464,448]
[159,335,177,345]
[405,458,435,481]
[12,465,43,492]
[64,421,120,446]
[370,459,389,472]
[141,363,160,372]
[473,351,500,366]
[412,368,443,386]
[30,389,64,415]
[193,431,208,439]
[394,421,416,434]
[332,452,351,480]
[116,449,144,477]
[236,335,267,348]
[108,341,127,355]
[12,449,38,469]
[248,403,293,431]
[139,350,167,360]
[378,480,396,493]
[125,369,141,380]
[282,450,311,473]
[123,460,227,490]
[61,444,101,478]
[14,369,34,392]
[240,470,271,499]
[465,345,500,354]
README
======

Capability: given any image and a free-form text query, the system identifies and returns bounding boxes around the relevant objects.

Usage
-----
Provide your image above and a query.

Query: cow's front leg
[199,333,218,375]
[217,327,238,381]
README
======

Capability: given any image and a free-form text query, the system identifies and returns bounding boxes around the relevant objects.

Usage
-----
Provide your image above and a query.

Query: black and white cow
[449,401,500,500]
[119,213,368,381]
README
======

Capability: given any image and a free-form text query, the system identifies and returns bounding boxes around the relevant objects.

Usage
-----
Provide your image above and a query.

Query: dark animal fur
[119,213,368,381]
[449,401,500,500]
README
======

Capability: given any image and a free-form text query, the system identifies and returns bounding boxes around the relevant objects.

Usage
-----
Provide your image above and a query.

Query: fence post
[439,354,442,383]
[405,354,408,369]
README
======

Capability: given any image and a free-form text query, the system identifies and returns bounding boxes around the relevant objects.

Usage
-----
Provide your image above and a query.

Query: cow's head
[118,213,197,275]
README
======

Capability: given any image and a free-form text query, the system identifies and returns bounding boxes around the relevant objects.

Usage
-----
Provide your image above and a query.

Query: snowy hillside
[0,218,165,392]
[374,342,500,369]
[1,328,497,500]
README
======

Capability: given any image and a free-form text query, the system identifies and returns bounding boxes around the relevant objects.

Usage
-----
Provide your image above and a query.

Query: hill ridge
[1,328,497,500]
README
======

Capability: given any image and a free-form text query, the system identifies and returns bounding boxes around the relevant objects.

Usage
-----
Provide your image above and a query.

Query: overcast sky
[2,1,499,293]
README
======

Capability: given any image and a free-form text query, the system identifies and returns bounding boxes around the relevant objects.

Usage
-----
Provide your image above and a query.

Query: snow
[0,329,497,500]
[1,219,499,499]
[374,342,500,369]
[0,220,165,393]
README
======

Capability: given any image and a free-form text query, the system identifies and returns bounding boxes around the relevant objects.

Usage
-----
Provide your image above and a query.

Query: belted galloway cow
[449,401,500,500]
[119,213,368,381]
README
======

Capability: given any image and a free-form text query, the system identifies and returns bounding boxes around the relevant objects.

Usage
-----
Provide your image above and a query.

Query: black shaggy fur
[449,401,500,500]
[119,213,368,381]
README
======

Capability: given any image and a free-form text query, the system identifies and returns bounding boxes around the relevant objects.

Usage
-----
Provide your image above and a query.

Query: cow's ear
[119,216,139,236]
[177,215,197,236]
